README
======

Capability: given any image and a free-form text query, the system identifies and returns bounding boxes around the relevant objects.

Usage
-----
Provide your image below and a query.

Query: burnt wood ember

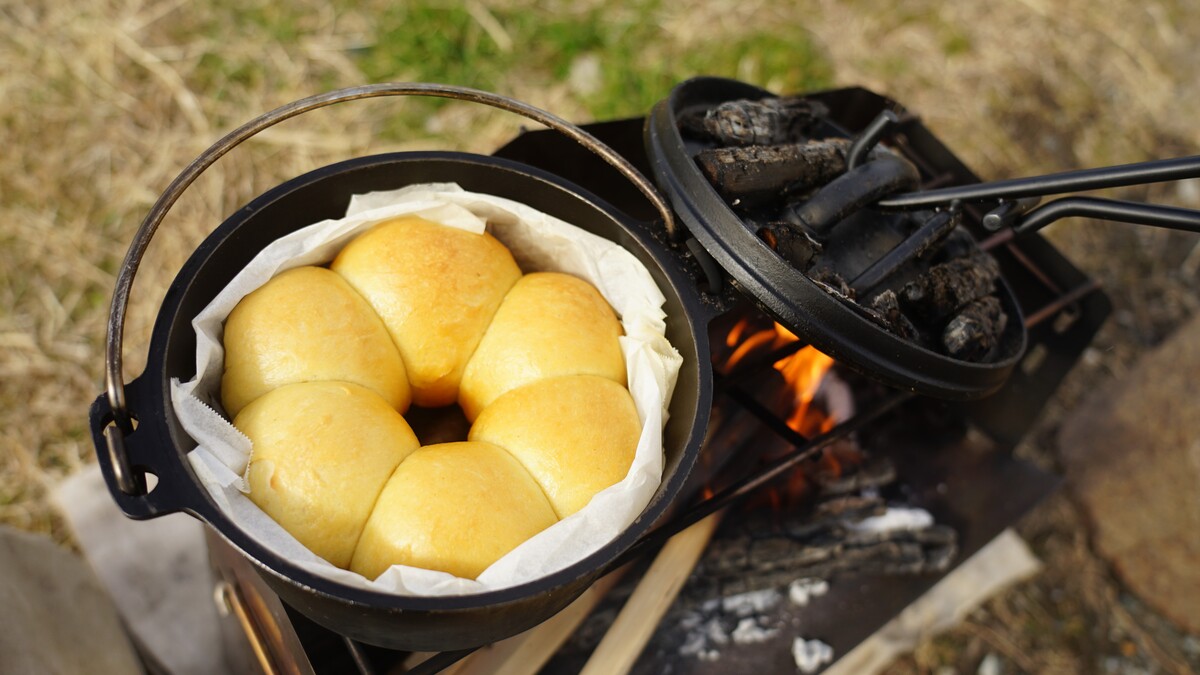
[674,91,1018,369]
[943,295,1009,361]
[757,223,820,271]
[695,139,850,204]
[867,289,920,341]
[692,513,958,598]
[808,266,854,300]
[680,96,828,147]
[816,457,897,496]
[901,251,1000,321]
[695,451,955,594]
[806,494,887,527]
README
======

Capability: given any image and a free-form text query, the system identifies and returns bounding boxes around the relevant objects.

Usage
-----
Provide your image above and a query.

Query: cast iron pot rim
[644,75,1027,400]
[146,150,710,613]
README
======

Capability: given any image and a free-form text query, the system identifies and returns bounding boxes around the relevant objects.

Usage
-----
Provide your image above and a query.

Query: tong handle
[1015,196,1200,236]
[877,154,1200,209]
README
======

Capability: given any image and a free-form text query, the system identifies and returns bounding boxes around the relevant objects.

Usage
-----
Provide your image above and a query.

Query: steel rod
[846,110,900,170]
[1023,280,1104,329]
[608,390,914,570]
[850,208,958,293]
[1014,196,1200,235]
[978,227,1016,252]
[877,155,1200,209]
[722,339,809,383]
[407,649,477,675]
[720,380,814,450]
[344,638,375,675]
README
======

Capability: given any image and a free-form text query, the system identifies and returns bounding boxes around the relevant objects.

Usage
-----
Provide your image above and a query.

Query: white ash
[731,618,780,645]
[788,578,830,606]
[677,588,786,662]
[720,588,783,617]
[792,638,834,673]
[678,629,721,662]
[705,617,730,646]
[676,614,728,662]
[844,506,934,534]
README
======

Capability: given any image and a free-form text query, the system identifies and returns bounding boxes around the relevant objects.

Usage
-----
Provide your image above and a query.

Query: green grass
[355,2,833,122]
[177,1,833,139]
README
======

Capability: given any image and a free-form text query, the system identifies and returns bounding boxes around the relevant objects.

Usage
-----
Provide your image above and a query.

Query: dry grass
[2,0,1198,671]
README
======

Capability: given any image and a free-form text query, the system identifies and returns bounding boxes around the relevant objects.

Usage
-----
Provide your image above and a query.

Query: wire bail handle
[103,83,677,495]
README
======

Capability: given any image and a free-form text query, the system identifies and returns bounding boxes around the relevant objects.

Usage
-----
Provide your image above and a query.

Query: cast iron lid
[643,76,1026,400]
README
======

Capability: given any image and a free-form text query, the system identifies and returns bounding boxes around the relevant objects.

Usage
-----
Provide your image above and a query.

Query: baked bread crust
[332,216,522,408]
[221,266,411,416]
[458,272,626,421]
[469,375,640,518]
[350,441,558,580]
[236,381,420,569]
[227,218,643,580]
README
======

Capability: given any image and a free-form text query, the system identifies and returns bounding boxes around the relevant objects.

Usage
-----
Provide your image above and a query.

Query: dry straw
[2,5,1199,670]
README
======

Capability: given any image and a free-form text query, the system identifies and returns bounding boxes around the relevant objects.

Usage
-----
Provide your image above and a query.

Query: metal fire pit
[206,91,1111,673]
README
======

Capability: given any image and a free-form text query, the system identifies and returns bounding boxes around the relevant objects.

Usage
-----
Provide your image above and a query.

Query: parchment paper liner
[170,183,682,595]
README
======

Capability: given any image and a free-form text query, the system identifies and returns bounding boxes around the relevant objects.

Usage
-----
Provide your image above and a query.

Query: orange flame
[722,317,777,372]
[715,317,841,510]
[770,325,836,438]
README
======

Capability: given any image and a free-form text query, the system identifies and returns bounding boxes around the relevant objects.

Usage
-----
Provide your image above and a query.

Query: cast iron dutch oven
[88,84,724,652]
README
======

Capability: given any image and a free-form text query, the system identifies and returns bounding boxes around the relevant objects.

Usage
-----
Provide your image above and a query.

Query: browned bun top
[469,375,640,518]
[458,272,626,421]
[225,213,644,582]
[331,216,522,408]
[235,381,420,569]
[349,441,558,580]
[221,266,410,416]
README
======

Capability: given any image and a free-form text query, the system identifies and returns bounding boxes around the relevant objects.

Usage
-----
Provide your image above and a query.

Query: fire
[722,318,779,372]
[770,324,836,438]
[719,317,837,437]
[717,315,845,510]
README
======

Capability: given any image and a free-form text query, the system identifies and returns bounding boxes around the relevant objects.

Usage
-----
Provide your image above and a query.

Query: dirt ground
[2,0,1198,672]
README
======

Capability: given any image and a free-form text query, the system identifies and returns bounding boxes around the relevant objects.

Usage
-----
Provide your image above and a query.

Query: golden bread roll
[331,216,522,408]
[458,272,626,421]
[221,266,410,417]
[469,375,640,518]
[350,441,558,580]
[235,381,420,569]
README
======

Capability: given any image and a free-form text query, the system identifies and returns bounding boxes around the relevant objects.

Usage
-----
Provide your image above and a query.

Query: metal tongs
[876,154,1200,236]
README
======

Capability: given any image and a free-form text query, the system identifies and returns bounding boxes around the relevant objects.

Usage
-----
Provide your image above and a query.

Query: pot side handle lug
[88,377,200,520]
[621,216,739,326]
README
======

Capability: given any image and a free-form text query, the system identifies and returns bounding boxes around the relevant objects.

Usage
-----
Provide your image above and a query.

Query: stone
[52,466,226,675]
[1059,312,1200,634]
[824,529,1040,675]
[0,525,141,674]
